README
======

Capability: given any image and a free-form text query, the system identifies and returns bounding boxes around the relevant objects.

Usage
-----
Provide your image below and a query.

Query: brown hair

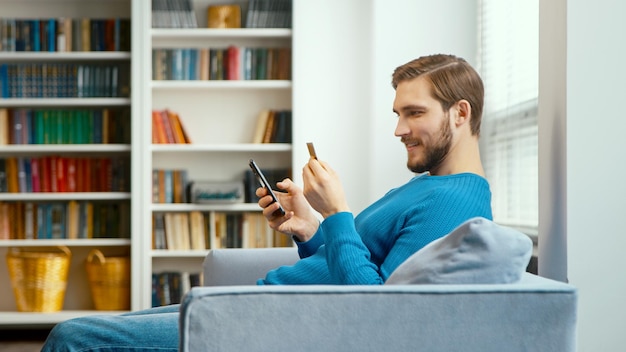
[392,54,484,136]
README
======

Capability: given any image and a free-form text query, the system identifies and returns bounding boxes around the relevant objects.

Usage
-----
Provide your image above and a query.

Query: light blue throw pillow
[385,217,533,285]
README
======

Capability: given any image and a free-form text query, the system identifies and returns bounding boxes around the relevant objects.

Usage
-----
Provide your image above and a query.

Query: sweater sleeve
[295,225,325,258]
[322,212,383,285]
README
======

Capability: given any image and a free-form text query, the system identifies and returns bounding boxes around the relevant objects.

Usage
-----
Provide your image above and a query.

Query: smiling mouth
[402,140,420,150]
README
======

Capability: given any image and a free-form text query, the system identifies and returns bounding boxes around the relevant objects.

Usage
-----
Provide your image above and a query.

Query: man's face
[392,76,453,174]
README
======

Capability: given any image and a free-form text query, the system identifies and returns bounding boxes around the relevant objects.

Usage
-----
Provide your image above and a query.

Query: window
[477,0,539,234]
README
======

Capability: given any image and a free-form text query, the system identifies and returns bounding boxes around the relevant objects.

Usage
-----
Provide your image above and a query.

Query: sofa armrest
[180,274,577,352]
[203,247,299,286]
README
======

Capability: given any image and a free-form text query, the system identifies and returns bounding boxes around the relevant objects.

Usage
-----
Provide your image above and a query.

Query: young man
[42,54,492,351]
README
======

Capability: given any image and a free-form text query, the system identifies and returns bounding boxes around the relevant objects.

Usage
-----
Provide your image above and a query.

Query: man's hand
[302,159,350,219]
[256,178,319,242]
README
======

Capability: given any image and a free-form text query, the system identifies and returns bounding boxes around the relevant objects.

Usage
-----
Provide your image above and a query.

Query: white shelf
[0,238,131,247]
[151,249,209,258]
[0,98,132,107]
[151,203,261,212]
[0,144,131,154]
[0,310,130,327]
[0,52,131,61]
[151,143,291,153]
[151,80,291,90]
[0,192,131,201]
[151,28,292,39]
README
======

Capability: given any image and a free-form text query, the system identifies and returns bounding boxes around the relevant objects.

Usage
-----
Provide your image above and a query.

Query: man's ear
[454,100,471,127]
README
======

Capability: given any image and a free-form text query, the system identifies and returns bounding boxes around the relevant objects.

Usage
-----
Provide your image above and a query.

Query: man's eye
[409,110,423,117]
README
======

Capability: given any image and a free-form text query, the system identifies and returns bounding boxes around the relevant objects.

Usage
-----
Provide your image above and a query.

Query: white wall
[292,0,373,213]
[369,0,478,204]
[293,0,477,214]
[539,0,626,349]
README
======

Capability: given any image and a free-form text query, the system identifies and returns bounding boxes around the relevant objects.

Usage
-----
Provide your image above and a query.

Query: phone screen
[248,159,285,216]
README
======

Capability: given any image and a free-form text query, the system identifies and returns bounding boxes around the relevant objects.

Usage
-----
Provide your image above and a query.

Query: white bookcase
[0,0,137,326]
[138,0,293,309]
[0,0,475,329]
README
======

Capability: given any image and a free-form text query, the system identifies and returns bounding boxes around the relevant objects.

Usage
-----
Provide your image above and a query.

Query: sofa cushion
[385,217,533,285]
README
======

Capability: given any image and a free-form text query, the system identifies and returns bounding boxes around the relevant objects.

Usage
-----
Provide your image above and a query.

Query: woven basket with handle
[6,246,71,312]
[85,249,130,310]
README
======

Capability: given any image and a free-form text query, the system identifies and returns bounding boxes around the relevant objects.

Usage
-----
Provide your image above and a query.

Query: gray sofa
[179,219,578,352]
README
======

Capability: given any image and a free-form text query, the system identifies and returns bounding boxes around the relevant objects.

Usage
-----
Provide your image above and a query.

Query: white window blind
[477,0,539,233]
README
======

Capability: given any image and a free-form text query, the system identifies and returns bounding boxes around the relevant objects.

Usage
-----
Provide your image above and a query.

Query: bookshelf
[0,0,136,325]
[141,0,294,308]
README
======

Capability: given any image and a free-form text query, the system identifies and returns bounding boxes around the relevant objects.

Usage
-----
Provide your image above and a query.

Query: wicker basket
[85,249,130,310]
[6,246,71,312]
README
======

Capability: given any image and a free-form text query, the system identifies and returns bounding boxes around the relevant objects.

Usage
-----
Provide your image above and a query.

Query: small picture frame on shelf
[190,181,244,204]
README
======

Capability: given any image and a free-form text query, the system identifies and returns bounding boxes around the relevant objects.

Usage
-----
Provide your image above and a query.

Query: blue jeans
[41,304,180,352]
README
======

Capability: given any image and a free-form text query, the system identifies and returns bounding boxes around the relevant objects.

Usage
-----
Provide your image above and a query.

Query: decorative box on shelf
[189,181,244,204]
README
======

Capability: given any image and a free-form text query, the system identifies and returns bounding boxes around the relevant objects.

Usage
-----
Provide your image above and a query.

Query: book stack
[151,109,191,144]
[0,108,131,145]
[0,156,130,193]
[151,0,198,28]
[0,17,131,52]
[152,168,189,204]
[0,63,127,98]
[152,271,202,307]
[251,109,292,143]
[152,211,206,250]
[213,211,289,249]
[245,0,292,28]
[0,200,130,240]
[152,46,291,81]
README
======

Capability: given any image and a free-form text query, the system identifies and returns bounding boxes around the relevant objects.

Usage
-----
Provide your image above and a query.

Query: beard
[405,118,453,174]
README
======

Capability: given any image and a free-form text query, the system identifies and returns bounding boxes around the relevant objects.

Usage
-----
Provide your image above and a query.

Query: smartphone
[306,142,317,159]
[248,159,285,216]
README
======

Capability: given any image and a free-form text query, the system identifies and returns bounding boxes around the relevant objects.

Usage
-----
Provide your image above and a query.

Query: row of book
[0,18,131,52]
[152,211,291,251]
[152,109,191,144]
[0,156,130,193]
[152,169,189,204]
[252,109,292,143]
[151,0,198,29]
[246,0,292,28]
[0,108,131,145]
[0,200,130,240]
[0,63,128,98]
[152,46,291,81]
[152,271,202,307]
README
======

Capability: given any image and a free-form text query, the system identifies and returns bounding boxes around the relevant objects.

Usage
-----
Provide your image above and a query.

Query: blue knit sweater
[258,173,492,285]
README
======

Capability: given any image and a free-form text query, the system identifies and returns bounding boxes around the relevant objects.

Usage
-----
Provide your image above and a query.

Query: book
[152,110,168,143]
[252,109,271,143]
[272,110,292,143]
[17,157,27,192]
[49,202,66,239]
[30,158,40,192]
[6,158,19,193]
[159,109,176,143]
[177,212,191,250]
[0,108,8,144]
[0,202,9,239]
[0,159,6,192]
[164,212,178,249]
[79,201,94,238]
[153,213,167,249]
[189,211,206,250]
[66,200,79,239]
[167,110,191,144]
[262,110,277,143]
